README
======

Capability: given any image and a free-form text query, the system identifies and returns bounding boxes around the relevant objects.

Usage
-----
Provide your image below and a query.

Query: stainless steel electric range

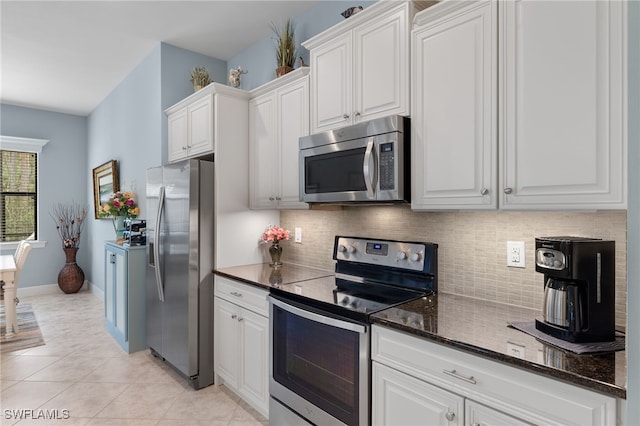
[268,235,438,426]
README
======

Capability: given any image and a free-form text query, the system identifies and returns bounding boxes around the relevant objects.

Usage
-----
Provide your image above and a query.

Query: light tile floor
[0,290,268,425]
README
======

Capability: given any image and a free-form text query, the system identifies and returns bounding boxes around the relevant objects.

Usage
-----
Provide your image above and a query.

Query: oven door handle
[270,296,367,334]
[363,138,377,199]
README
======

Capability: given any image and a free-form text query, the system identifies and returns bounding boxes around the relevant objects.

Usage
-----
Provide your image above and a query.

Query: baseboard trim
[17,281,104,300]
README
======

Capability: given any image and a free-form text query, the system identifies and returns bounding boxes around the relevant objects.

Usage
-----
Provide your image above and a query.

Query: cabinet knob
[182,146,187,151]
[355,111,361,117]
[275,196,281,201]
[343,113,350,119]
[504,187,513,195]
[231,314,237,319]
[237,317,244,322]
[480,187,489,196]
[445,411,456,422]
[471,423,481,426]
[269,197,275,201]
[230,291,243,297]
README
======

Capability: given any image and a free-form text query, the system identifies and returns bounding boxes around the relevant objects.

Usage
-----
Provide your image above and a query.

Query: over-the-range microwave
[299,115,410,204]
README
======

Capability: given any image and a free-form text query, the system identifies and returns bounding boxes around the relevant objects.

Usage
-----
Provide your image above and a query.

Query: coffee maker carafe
[534,237,615,343]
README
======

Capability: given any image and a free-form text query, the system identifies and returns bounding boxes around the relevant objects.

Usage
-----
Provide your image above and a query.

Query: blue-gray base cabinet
[104,242,147,353]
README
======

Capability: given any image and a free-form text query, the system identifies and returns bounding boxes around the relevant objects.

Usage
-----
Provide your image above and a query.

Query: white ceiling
[0,1,318,116]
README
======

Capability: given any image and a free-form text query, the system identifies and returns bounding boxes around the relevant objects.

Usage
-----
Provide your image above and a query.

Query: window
[0,136,49,244]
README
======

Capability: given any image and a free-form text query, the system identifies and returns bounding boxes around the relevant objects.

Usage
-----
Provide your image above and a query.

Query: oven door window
[304,147,367,194]
[272,303,360,426]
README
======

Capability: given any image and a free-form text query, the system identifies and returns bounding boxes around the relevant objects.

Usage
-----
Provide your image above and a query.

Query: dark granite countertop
[214,264,626,400]
[371,293,626,399]
[215,262,334,290]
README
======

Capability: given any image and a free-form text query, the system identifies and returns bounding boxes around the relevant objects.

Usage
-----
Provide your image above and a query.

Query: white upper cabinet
[411,0,627,211]
[412,0,498,210]
[249,68,310,210]
[166,83,249,164]
[499,0,627,209]
[304,1,425,134]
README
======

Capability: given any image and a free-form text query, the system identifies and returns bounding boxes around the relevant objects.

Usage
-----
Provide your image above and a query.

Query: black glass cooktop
[270,275,432,323]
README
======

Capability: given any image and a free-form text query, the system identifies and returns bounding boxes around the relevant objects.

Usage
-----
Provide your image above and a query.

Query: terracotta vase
[269,242,283,268]
[58,247,85,294]
[276,66,294,78]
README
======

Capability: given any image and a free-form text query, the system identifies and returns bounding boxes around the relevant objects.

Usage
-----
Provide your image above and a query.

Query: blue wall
[86,43,226,292]
[227,1,375,90]
[0,104,88,287]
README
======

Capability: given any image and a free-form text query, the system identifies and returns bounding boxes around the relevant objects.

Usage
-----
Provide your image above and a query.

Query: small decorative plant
[190,66,212,90]
[99,191,140,219]
[271,19,297,76]
[51,202,87,248]
[260,225,290,245]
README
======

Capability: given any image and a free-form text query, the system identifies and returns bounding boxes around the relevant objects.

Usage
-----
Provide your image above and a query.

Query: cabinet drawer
[372,326,616,426]
[215,276,269,316]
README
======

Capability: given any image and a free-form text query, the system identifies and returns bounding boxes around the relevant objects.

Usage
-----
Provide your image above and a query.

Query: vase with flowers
[51,202,87,293]
[260,225,290,268]
[99,191,140,243]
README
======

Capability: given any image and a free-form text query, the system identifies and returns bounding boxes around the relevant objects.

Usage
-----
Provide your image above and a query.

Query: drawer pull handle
[443,369,477,385]
[230,291,243,297]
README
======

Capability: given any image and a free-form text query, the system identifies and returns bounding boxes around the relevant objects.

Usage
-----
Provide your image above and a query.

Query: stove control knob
[410,252,422,262]
[338,244,347,253]
[396,251,407,260]
[347,245,356,254]
[341,296,350,305]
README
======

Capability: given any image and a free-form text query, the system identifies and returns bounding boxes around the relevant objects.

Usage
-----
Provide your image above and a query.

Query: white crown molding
[0,135,50,153]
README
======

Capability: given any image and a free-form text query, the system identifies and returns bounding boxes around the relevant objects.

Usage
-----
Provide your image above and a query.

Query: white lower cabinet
[214,276,269,417]
[371,325,617,426]
[373,362,464,426]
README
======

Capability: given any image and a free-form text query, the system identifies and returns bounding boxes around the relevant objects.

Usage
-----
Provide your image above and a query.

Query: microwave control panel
[379,143,395,190]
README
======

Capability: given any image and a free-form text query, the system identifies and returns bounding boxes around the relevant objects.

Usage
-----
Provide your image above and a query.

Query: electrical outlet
[294,227,302,243]
[507,241,526,268]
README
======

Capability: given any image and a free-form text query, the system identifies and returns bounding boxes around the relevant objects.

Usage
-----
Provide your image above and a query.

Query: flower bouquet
[100,191,140,242]
[260,225,290,267]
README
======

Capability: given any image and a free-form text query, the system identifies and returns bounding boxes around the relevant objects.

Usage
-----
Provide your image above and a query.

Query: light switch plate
[294,227,302,243]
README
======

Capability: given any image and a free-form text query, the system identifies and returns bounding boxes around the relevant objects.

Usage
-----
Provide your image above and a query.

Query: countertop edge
[371,317,627,400]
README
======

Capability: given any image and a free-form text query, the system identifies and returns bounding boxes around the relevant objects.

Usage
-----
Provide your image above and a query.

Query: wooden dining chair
[1,240,32,334]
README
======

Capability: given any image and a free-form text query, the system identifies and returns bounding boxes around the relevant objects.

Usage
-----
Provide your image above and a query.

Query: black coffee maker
[534,237,615,343]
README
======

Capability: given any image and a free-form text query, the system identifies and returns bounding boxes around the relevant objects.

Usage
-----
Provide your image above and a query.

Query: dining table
[0,254,18,337]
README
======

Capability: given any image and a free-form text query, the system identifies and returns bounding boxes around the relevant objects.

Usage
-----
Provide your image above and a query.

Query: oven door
[299,133,402,203]
[269,295,369,426]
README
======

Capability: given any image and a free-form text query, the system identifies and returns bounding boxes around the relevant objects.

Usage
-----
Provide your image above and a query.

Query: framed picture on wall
[92,160,119,219]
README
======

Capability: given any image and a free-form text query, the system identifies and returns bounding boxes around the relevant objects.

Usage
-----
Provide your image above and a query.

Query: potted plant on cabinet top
[190,66,212,91]
[271,19,297,78]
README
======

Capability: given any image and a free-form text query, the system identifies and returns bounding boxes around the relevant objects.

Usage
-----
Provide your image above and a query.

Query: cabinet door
[277,77,309,209]
[412,0,497,210]
[214,297,240,386]
[500,0,626,209]
[188,94,214,157]
[167,108,188,162]
[466,400,532,426]
[355,6,409,122]
[310,32,352,133]
[372,362,464,426]
[104,248,116,325]
[113,249,127,338]
[249,93,277,209]
[238,308,269,417]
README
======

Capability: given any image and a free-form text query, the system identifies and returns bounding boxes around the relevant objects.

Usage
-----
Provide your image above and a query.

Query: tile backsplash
[280,207,627,327]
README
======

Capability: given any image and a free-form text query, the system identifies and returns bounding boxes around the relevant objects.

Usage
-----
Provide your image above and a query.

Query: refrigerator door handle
[154,185,166,302]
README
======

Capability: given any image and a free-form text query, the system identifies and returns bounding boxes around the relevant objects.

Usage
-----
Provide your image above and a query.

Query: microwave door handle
[363,138,377,199]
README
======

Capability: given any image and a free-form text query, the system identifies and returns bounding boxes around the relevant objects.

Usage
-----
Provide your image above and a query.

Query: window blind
[1,150,37,242]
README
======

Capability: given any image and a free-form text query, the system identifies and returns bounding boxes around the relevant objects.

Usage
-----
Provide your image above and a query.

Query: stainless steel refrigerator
[146,159,214,389]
